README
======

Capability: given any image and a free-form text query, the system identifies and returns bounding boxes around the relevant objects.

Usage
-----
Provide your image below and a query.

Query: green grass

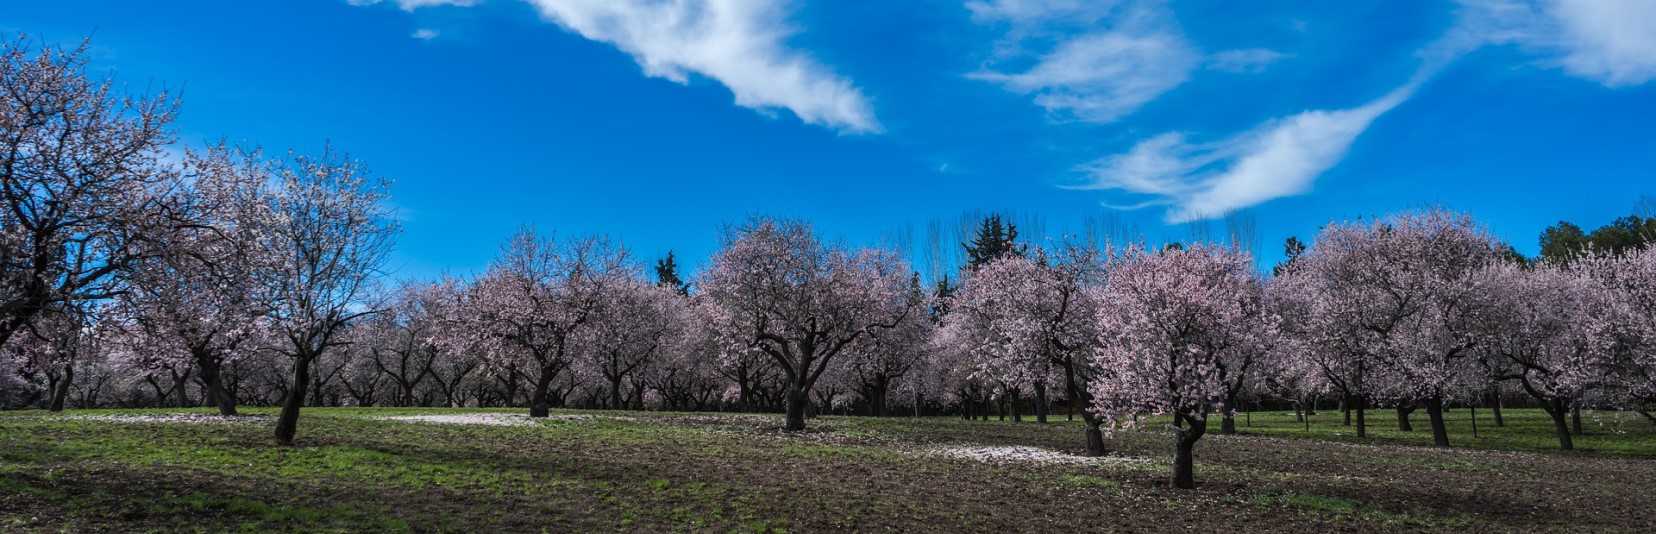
[0,407,1651,532]
[1213,406,1655,456]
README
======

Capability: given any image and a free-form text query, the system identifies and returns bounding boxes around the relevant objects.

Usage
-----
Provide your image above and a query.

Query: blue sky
[6,0,1654,280]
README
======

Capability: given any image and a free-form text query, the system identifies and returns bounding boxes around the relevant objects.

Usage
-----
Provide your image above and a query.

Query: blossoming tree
[1090,244,1273,489]
[698,216,915,431]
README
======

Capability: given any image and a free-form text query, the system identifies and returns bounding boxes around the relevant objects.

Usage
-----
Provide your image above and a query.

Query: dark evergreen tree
[963,214,1025,269]
[1271,236,1307,277]
[654,251,690,296]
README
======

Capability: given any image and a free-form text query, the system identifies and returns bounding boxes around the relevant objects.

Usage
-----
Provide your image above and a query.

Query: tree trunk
[1340,396,1351,426]
[870,377,888,417]
[197,358,238,416]
[784,385,808,431]
[1570,405,1583,436]
[274,355,313,446]
[1171,413,1206,489]
[1396,404,1415,432]
[530,372,553,418]
[1083,416,1107,457]
[1423,396,1450,447]
[1034,382,1048,424]
[609,375,625,410]
[1491,390,1505,427]
[1546,400,1574,451]
[1219,391,1239,434]
[1353,394,1367,438]
[47,363,73,412]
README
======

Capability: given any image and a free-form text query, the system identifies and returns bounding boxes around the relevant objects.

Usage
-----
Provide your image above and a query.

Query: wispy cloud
[348,0,879,133]
[1074,0,1656,222]
[967,0,1201,123]
[349,0,477,11]
[1451,0,1656,87]
[1075,82,1418,223]
[1207,48,1290,74]
[411,28,440,40]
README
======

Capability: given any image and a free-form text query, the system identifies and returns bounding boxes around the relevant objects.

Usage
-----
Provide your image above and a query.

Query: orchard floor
[1,407,1653,533]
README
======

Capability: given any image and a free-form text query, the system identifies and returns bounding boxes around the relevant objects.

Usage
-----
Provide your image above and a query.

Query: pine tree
[963,214,1025,269]
[654,251,690,296]
[1272,236,1307,277]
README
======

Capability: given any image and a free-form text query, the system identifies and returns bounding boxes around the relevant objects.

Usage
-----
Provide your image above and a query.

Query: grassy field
[0,407,1652,533]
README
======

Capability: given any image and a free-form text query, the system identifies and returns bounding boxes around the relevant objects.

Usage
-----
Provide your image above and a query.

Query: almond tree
[1287,209,1496,444]
[1348,210,1497,447]
[583,277,687,409]
[949,243,1111,453]
[4,303,98,411]
[699,216,915,431]
[450,229,628,417]
[1,35,184,347]
[1090,244,1273,489]
[1473,261,1614,449]
[843,273,932,417]
[260,145,398,445]
[1579,245,1656,420]
[107,145,267,415]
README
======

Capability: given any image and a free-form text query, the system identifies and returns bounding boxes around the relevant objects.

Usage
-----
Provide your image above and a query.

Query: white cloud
[968,0,1202,123]
[1452,0,1656,87]
[348,0,878,133]
[1076,83,1418,222]
[1546,0,1656,86]
[1207,48,1290,74]
[411,28,440,40]
[522,0,878,133]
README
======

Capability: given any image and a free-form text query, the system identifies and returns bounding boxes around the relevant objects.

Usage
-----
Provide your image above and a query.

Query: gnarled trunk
[1396,404,1416,432]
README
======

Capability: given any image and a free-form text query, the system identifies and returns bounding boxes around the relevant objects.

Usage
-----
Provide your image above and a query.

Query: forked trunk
[196,352,237,416]
[1423,397,1450,447]
[274,355,313,446]
[1171,414,1206,489]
